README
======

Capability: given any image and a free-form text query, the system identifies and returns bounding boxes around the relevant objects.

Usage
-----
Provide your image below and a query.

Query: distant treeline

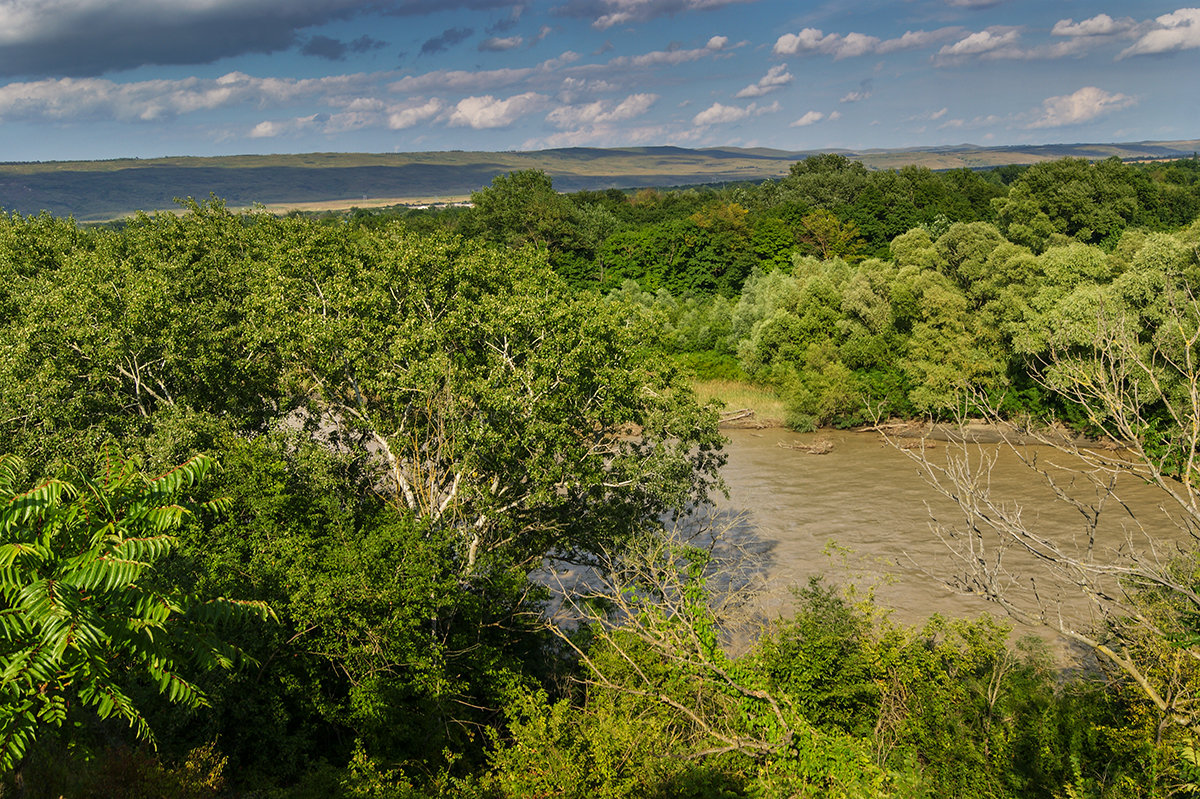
[318,155,1200,429]
[323,155,1200,296]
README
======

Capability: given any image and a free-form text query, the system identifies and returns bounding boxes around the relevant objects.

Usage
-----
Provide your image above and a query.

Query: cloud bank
[0,0,512,77]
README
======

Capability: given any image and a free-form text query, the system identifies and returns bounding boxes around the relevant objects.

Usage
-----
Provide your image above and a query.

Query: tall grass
[692,379,786,425]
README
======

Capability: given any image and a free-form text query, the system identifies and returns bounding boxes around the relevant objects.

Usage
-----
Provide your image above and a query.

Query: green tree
[0,454,270,773]
[275,228,724,577]
[797,209,865,261]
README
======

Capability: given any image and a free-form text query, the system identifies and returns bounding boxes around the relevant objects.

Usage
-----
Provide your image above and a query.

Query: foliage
[0,453,270,773]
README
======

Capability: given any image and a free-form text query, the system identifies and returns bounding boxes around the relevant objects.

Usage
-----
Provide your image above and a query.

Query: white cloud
[692,102,744,125]
[790,110,825,127]
[448,91,546,128]
[1051,13,1135,37]
[1027,86,1136,128]
[248,120,284,138]
[774,26,959,59]
[876,28,961,53]
[774,28,878,59]
[390,67,536,94]
[691,99,776,126]
[937,28,1020,57]
[546,92,656,128]
[735,64,792,98]
[1119,8,1200,58]
[937,113,1000,130]
[0,71,370,123]
[586,0,754,30]
[388,98,444,129]
[839,89,870,103]
[931,107,947,119]
[248,113,329,138]
[706,35,728,50]
[937,22,1128,63]
[610,41,731,68]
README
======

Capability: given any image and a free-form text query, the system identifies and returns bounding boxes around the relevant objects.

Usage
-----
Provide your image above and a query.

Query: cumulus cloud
[790,110,825,127]
[554,0,755,31]
[774,26,959,59]
[388,97,444,128]
[1119,8,1200,58]
[447,91,545,128]
[1027,86,1136,128]
[546,92,656,127]
[1051,13,1136,37]
[735,64,792,98]
[936,28,1020,57]
[691,99,776,126]
[421,26,474,55]
[249,113,333,138]
[934,24,1104,63]
[0,0,514,78]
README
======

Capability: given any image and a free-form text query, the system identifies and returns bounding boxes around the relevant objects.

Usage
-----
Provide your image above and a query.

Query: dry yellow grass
[691,379,786,426]
[230,196,472,215]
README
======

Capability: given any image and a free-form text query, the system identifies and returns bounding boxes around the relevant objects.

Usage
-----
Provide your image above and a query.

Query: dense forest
[3,155,1200,797]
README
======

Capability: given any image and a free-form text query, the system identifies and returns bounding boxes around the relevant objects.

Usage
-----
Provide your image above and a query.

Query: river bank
[696,378,1115,448]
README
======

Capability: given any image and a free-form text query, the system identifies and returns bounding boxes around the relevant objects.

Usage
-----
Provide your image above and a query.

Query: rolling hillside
[1,139,1196,221]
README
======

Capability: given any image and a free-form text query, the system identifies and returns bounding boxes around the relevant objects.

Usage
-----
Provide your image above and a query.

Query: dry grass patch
[692,379,786,427]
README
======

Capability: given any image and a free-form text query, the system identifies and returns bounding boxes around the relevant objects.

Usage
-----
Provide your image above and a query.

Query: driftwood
[778,437,833,455]
[720,408,756,422]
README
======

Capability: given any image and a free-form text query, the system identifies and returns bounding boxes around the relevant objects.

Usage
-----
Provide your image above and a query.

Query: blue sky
[0,1,1196,161]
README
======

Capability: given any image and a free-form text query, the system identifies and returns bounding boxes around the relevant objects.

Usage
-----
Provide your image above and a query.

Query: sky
[0,1,1196,161]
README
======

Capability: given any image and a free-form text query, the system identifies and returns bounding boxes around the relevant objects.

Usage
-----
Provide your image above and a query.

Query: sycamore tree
[269,226,726,579]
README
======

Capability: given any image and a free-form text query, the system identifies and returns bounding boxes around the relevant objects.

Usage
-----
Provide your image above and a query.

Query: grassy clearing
[692,379,787,426]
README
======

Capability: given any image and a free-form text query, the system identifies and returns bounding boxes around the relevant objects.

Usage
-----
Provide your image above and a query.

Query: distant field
[2,139,1196,221]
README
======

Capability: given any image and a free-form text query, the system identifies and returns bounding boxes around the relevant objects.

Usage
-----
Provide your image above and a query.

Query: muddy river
[709,428,1188,646]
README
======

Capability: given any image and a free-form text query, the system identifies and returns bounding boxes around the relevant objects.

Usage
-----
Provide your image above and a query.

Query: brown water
[714,428,1188,646]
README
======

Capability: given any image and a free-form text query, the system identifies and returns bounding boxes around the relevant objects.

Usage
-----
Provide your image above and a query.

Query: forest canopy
[3,155,1200,797]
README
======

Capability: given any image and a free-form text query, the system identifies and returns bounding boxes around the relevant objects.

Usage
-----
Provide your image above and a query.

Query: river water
[710,428,1189,648]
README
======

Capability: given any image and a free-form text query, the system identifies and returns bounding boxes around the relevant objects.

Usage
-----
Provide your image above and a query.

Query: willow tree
[887,224,1200,736]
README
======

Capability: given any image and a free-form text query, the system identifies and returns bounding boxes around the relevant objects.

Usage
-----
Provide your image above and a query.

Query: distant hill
[1,139,1196,221]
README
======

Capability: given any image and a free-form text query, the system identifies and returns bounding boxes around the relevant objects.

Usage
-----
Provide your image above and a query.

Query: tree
[0,454,271,772]
[277,229,725,580]
[797,209,865,261]
[884,278,1200,736]
[469,169,577,253]
[992,158,1143,251]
